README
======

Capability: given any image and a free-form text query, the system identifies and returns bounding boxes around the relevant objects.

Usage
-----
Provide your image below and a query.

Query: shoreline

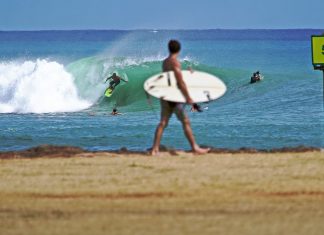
[0,144,322,159]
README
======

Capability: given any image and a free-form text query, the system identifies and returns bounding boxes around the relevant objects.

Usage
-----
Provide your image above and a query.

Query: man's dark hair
[168,40,181,54]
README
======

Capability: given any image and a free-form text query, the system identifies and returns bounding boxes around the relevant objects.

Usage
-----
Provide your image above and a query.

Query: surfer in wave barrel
[105,73,128,91]
[151,40,210,156]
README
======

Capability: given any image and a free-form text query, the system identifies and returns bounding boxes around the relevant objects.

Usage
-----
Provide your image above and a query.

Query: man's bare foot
[192,146,210,155]
[150,148,160,156]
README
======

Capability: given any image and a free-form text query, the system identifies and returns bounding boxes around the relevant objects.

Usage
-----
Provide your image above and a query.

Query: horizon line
[0,28,324,32]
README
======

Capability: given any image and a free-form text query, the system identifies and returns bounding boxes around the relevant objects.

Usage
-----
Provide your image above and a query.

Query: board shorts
[110,79,120,88]
[160,100,187,122]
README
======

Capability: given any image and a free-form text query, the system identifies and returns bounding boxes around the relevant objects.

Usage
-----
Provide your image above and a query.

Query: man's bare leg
[151,117,169,156]
[181,117,210,154]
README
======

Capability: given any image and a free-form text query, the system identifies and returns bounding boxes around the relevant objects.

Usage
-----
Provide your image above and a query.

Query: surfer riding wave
[105,73,128,92]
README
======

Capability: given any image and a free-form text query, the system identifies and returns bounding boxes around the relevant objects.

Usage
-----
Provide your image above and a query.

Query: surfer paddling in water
[105,73,128,91]
[151,40,210,155]
[111,108,122,115]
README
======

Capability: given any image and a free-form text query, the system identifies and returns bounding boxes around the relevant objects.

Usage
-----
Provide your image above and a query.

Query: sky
[0,0,323,30]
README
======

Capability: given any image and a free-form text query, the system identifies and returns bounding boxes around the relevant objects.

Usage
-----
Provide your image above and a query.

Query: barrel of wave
[0,59,91,113]
[67,56,163,109]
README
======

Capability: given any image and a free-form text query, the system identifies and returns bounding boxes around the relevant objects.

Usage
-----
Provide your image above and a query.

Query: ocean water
[0,30,323,151]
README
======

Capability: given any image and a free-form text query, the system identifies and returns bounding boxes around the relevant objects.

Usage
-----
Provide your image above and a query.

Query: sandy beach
[1,146,323,235]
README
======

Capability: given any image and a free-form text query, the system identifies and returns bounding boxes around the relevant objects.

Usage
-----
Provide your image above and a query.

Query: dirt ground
[1,151,324,235]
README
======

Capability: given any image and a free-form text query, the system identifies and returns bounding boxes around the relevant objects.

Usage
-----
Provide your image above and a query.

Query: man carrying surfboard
[151,40,210,155]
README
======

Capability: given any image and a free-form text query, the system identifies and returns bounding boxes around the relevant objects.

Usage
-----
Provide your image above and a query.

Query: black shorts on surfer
[109,79,120,89]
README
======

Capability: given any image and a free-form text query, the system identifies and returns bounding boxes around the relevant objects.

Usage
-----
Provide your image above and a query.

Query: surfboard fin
[154,75,164,81]
[203,91,211,102]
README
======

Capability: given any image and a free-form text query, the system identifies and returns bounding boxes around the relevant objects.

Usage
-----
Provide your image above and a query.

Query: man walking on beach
[151,40,210,155]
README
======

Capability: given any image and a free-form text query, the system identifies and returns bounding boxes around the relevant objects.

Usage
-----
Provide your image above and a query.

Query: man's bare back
[163,56,181,73]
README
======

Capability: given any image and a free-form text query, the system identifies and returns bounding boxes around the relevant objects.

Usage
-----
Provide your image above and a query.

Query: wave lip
[0,59,91,113]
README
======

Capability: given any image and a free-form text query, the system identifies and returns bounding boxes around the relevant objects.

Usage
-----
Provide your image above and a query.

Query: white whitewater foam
[0,59,91,113]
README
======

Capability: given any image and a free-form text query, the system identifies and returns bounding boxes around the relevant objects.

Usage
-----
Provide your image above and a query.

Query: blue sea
[0,30,323,151]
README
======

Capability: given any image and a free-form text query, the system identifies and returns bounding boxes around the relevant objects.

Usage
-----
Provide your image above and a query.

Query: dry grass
[1,151,324,235]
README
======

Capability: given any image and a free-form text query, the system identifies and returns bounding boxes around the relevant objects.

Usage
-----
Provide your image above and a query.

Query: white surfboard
[144,70,227,103]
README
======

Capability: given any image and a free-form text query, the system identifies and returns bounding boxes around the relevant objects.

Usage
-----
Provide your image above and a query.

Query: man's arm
[173,62,193,104]
[120,77,128,83]
[105,75,113,83]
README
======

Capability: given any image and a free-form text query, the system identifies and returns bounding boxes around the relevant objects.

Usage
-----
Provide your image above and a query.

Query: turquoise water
[0,30,323,151]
